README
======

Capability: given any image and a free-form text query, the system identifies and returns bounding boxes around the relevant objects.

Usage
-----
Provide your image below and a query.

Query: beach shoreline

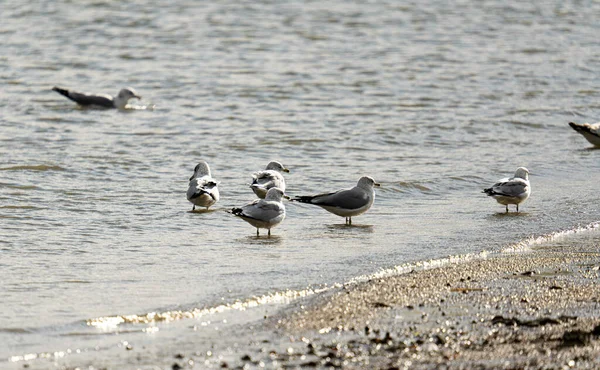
[201,233,600,369]
[12,231,600,370]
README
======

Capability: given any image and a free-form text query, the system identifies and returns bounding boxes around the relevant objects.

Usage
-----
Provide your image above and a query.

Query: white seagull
[292,176,380,225]
[231,187,286,236]
[52,86,141,109]
[483,167,531,213]
[250,161,289,199]
[187,161,220,211]
[569,121,600,147]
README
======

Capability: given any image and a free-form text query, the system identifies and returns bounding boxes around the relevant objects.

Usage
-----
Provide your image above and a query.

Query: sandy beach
[187,232,600,370]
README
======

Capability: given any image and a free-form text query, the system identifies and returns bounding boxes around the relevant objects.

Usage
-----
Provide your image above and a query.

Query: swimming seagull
[483,167,531,213]
[291,176,380,225]
[568,121,600,147]
[250,161,289,199]
[52,86,141,109]
[231,187,286,236]
[187,161,220,211]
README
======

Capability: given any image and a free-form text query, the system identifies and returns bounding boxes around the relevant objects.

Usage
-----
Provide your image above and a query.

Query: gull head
[357,176,381,189]
[190,161,211,181]
[265,187,285,202]
[118,87,141,100]
[514,167,529,180]
[265,161,289,173]
[113,87,141,109]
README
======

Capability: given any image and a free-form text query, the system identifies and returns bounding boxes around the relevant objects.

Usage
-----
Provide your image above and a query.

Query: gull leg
[268,229,271,237]
[349,217,352,225]
[516,204,519,213]
[256,228,259,236]
[505,205,508,213]
[192,205,196,211]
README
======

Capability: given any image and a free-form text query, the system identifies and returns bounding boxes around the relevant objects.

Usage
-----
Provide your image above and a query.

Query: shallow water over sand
[1,0,599,366]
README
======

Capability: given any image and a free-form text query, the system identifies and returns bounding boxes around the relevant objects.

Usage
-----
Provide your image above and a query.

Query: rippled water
[1,0,599,367]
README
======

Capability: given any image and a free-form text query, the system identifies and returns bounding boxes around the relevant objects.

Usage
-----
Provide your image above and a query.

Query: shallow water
[1,0,599,367]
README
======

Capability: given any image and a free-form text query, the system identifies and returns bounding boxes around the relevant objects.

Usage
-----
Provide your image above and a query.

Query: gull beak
[374,182,381,187]
[283,194,291,200]
[283,168,290,173]
[134,94,142,100]
[189,175,194,181]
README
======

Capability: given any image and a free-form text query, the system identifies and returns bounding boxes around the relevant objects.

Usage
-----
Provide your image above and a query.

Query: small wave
[383,181,432,193]
[500,221,600,253]
[0,164,66,172]
[87,287,331,329]
[348,221,600,284]
[86,222,600,331]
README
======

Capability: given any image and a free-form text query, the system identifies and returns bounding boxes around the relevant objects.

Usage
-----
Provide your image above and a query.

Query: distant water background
[1,0,599,367]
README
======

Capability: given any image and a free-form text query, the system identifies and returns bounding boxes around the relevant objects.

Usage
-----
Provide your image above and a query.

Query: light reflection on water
[1,0,600,366]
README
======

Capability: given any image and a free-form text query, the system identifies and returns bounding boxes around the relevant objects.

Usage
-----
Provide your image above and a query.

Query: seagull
[568,121,600,147]
[483,167,531,213]
[231,187,286,236]
[52,86,141,109]
[250,161,289,199]
[187,161,220,211]
[291,176,380,225]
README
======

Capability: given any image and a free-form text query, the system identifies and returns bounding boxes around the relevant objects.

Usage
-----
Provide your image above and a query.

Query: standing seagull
[483,167,531,213]
[292,176,380,225]
[187,161,220,211]
[231,187,286,236]
[568,121,600,147]
[250,161,289,199]
[52,86,141,109]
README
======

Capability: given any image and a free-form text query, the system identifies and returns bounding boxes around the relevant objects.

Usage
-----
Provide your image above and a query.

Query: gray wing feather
[67,91,114,107]
[241,201,283,221]
[310,188,369,210]
[492,179,528,197]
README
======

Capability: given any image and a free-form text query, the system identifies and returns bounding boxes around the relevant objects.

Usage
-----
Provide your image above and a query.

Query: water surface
[1,0,599,367]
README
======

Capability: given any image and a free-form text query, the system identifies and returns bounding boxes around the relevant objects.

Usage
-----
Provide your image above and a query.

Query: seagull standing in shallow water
[187,161,220,211]
[249,161,289,199]
[568,121,600,147]
[52,86,141,109]
[292,176,380,225]
[483,167,531,213]
[250,161,290,199]
[231,187,286,236]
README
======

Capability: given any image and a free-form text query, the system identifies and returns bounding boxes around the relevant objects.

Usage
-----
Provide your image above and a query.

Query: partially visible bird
[187,161,220,211]
[250,161,289,199]
[52,86,141,109]
[483,167,531,213]
[291,176,380,225]
[568,121,600,147]
[231,187,286,236]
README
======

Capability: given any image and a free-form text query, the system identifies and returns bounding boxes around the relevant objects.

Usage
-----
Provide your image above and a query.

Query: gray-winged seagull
[187,161,220,211]
[483,167,531,213]
[231,187,286,236]
[292,176,380,225]
[249,161,289,199]
[52,86,141,109]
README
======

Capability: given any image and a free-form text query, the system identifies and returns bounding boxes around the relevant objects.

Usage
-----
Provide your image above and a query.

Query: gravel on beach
[217,239,600,370]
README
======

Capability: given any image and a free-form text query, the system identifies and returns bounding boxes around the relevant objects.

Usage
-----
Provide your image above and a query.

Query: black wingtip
[52,86,69,97]
[290,195,314,204]
[231,207,243,216]
[568,121,589,133]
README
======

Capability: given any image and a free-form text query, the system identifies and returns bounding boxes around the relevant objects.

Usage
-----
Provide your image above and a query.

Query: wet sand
[209,238,600,369]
